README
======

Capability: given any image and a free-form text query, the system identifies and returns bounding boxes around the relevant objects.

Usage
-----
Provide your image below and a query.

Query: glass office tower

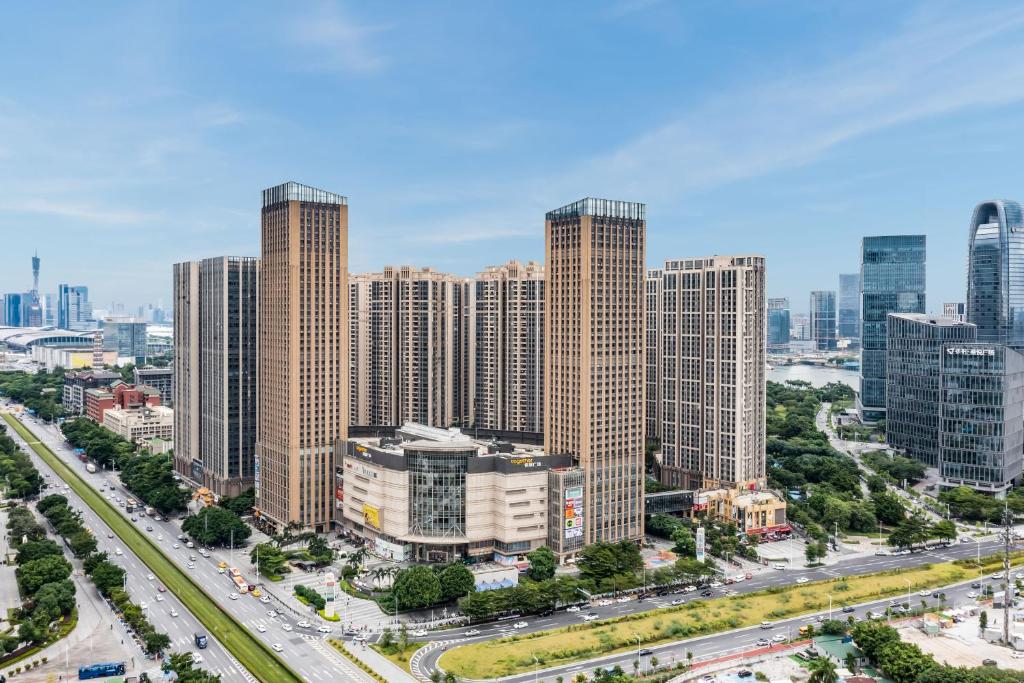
[809,290,837,351]
[886,314,976,467]
[966,200,1024,349]
[940,343,1024,494]
[767,297,791,352]
[858,235,926,423]
[838,273,861,341]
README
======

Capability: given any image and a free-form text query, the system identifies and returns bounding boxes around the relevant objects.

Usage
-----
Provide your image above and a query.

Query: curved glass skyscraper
[966,200,1024,349]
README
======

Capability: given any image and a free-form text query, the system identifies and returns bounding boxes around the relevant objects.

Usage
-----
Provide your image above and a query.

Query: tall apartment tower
[659,256,767,490]
[966,200,1024,349]
[645,269,663,443]
[859,235,926,423]
[838,273,861,341]
[348,266,472,429]
[809,290,837,351]
[474,260,544,433]
[545,198,645,544]
[173,257,258,497]
[256,182,348,533]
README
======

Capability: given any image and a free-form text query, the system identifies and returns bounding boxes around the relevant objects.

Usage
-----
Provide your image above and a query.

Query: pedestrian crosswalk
[303,634,373,682]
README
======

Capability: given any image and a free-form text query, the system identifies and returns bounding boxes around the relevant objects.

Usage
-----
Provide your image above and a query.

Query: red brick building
[84,381,161,424]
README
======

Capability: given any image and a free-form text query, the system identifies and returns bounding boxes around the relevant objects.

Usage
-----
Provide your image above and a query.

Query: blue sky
[3,1,1024,314]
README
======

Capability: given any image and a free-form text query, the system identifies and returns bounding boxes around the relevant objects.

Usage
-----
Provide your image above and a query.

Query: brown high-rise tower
[256,182,348,533]
[545,198,645,545]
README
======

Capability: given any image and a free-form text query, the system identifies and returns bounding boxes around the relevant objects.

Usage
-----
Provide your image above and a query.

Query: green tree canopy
[438,563,475,601]
[392,565,442,610]
[182,506,251,547]
[526,546,556,581]
[16,554,72,596]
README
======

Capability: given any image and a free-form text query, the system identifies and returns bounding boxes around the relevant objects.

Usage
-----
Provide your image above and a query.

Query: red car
[157,585,167,593]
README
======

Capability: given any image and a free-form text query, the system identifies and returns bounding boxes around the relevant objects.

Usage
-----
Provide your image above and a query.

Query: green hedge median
[2,413,303,683]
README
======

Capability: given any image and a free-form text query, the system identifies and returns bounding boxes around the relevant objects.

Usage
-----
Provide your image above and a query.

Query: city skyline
[3,3,1024,310]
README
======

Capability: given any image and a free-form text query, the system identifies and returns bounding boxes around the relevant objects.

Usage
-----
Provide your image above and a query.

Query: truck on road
[145,506,156,516]
[86,463,97,473]
[194,632,208,649]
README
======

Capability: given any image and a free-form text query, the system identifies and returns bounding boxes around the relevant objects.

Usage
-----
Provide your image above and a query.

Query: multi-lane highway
[7,411,374,683]
[422,572,1002,683]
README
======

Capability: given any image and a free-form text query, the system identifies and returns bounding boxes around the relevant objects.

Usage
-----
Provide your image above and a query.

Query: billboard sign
[695,527,705,562]
[362,503,381,530]
[564,485,584,539]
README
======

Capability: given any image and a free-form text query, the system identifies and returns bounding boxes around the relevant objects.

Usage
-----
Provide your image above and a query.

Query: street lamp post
[827,593,833,621]
[532,653,539,683]
[635,633,642,674]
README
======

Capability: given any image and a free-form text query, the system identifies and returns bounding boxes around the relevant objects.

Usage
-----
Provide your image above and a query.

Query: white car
[259,596,271,604]
[566,605,580,612]
[282,623,293,632]
[187,562,195,569]
[710,581,723,588]
[229,593,239,600]
[172,543,180,549]
[512,621,528,629]
[157,535,163,541]
[169,609,179,618]
[583,613,599,622]
[773,563,786,570]
[155,594,164,602]
[267,610,278,618]
[411,629,428,637]
[256,625,266,633]
[147,573,155,581]
[464,628,480,636]
[616,596,631,603]
[596,599,613,607]
[670,598,685,606]
[200,550,210,557]
[272,644,283,653]
[297,621,312,629]
[918,589,932,597]
[317,626,332,634]
[115,548,123,556]
[967,591,979,599]
[218,567,226,574]
[772,633,786,642]
[684,585,697,593]
[140,602,149,610]
[796,577,809,584]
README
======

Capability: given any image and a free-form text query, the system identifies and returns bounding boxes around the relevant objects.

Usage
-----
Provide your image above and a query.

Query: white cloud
[0,199,157,225]
[286,2,390,75]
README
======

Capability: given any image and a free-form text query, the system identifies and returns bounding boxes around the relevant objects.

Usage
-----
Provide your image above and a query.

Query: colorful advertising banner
[564,485,584,539]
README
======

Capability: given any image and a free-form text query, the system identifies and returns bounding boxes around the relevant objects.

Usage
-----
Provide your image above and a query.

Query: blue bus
[78,661,126,679]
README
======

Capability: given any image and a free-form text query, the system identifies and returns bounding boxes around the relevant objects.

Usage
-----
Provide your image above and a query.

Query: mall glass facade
[859,235,927,422]
[885,314,976,467]
[407,446,470,537]
[966,200,1024,350]
[940,344,1024,494]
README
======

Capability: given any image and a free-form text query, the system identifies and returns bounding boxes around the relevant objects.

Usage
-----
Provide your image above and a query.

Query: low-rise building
[133,366,173,407]
[62,369,121,416]
[337,422,574,563]
[32,346,117,372]
[693,486,789,537]
[103,405,174,443]
[84,382,161,423]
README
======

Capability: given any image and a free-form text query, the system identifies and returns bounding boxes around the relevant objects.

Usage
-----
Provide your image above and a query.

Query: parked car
[512,621,528,629]
[583,613,599,622]
[411,629,428,637]
[755,638,770,647]
[566,605,580,612]
[464,629,480,636]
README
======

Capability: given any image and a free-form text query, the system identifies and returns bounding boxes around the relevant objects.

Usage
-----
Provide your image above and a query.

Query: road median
[2,413,303,683]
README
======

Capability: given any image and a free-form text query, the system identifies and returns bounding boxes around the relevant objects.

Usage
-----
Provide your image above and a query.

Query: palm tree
[808,657,839,683]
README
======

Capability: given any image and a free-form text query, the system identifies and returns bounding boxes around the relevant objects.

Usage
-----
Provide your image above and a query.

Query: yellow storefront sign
[362,503,381,529]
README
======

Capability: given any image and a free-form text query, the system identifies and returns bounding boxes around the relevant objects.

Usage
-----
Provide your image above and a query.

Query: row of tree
[0,369,65,422]
[61,417,135,469]
[119,451,190,514]
[181,505,251,547]
[853,620,1024,683]
[83,551,171,656]
[0,431,43,499]
[940,485,1024,522]
[6,505,76,650]
[861,451,927,486]
[38,494,97,557]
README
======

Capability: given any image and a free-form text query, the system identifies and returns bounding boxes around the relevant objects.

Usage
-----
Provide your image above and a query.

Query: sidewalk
[343,638,417,682]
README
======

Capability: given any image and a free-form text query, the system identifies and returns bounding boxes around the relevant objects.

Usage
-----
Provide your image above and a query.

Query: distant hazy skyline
[3,1,1024,313]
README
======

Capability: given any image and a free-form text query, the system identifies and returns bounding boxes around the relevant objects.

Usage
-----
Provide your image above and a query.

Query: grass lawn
[371,642,419,674]
[439,555,1021,679]
[2,413,303,683]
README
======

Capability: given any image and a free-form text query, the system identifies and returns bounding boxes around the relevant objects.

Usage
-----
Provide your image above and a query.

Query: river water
[766,364,859,390]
